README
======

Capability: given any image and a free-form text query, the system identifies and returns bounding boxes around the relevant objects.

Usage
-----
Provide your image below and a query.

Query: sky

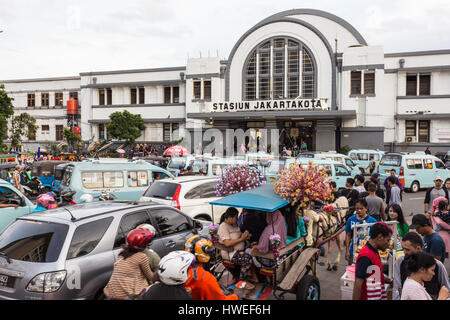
[0,0,450,80]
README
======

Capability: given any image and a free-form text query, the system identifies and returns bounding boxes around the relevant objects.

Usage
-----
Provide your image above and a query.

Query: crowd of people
[334,169,450,300]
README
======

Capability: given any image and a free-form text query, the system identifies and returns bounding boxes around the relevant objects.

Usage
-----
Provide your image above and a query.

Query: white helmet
[137,224,157,235]
[158,251,195,285]
[79,194,94,203]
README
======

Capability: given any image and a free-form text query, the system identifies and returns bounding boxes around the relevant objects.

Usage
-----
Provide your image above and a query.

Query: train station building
[2,9,450,153]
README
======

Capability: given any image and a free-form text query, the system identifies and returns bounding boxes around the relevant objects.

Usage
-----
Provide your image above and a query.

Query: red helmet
[126,228,155,249]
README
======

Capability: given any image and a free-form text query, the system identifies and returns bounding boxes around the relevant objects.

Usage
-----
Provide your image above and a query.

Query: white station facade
[3,9,450,153]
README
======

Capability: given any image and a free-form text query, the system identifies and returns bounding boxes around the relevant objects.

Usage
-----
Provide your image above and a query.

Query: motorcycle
[22,177,45,198]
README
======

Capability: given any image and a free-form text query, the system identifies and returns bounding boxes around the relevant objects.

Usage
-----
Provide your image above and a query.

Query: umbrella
[163,145,190,156]
[116,149,125,154]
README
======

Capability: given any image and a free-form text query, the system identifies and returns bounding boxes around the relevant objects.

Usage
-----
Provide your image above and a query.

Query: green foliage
[340,145,351,155]
[106,110,145,145]
[9,113,37,151]
[0,84,14,152]
[63,127,82,144]
[45,142,59,156]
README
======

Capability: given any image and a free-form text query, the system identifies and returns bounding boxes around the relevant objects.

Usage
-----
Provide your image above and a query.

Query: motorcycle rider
[13,165,23,193]
[183,235,238,300]
[142,251,194,300]
[58,189,77,207]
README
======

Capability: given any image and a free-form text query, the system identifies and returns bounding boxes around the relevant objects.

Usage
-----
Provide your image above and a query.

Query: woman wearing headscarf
[251,210,287,269]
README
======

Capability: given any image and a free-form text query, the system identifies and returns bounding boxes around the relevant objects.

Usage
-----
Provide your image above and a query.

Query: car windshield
[168,158,186,169]
[142,181,180,199]
[0,219,69,263]
[380,154,402,166]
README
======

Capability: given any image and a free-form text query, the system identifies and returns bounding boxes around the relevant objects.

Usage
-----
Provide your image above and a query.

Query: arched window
[243,37,316,100]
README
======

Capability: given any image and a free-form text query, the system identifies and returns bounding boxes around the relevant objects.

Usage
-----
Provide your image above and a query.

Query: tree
[106,110,145,145]
[0,84,14,152]
[63,127,82,152]
[9,113,37,152]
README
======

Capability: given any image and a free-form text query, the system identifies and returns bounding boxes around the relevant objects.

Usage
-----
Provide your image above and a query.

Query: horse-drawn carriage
[208,183,350,300]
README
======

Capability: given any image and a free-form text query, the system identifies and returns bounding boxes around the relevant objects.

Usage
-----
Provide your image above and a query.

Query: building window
[56,125,63,141]
[204,80,211,100]
[99,89,105,105]
[406,75,417,96]
[55,92,63,106]
[164,87,171,104]
[106,88,112,105]
[138,87,145,104]
[405,120,416,137]
[351,71,362,95]
[41,125,50,133]
[27,94,35,107]
[193,80,201,99]
[364,71,375,94]
[163,123,171,142]
[41,93,49,107]
[419,74,431,95]
[406,74,431,96]
[173,87,179,103]
[243,38,315,100]
[69,91,78,100]
[130,88,137,104]
[418,120,430,143]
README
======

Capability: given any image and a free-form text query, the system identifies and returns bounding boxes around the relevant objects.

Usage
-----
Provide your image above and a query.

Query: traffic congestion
[0,145,449,301]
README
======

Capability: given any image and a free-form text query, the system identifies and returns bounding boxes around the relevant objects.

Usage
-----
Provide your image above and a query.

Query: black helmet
[61,189,76,201]
[99,192,116,201]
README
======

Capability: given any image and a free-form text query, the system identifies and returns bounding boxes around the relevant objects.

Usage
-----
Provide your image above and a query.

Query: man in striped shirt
[352,222,393,300]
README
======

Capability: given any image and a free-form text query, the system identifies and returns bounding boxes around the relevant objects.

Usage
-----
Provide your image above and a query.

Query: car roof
[155,176,218,183]
[349,149,384,153]
[68,159,163,170]
[21,201,162,223]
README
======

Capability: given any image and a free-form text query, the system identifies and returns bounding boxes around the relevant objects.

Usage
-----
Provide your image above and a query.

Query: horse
[303,196,349,271]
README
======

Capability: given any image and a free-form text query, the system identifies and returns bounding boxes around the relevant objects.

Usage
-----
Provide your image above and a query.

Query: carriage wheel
[296,275,320,300]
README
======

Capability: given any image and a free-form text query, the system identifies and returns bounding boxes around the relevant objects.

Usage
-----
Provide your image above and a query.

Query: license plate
[0,274,15,288]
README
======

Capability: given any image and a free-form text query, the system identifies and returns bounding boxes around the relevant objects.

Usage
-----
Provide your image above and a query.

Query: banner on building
[207,99,329,112]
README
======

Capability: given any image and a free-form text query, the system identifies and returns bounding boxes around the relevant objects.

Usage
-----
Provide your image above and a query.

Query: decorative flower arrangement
[269,233,281,261]
[208,224,219,243]
[215,164,266,197]
[323,205,335,212]
[274,160,333,207]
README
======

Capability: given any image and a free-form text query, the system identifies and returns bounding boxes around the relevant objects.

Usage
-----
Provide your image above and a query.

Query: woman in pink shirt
[401,251,449,300]
[431,199,450,258]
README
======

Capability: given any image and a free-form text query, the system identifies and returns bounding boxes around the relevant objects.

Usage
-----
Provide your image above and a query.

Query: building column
[315,120,336,152]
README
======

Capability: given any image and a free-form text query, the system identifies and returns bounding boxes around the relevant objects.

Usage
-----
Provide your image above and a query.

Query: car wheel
[410,181,420,193]
[296,274,320,300]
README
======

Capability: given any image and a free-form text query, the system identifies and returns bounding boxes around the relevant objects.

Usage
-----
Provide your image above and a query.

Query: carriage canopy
[209,183,289,212]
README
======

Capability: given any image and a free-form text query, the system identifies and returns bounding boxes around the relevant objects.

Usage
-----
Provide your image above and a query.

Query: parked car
[53,163,70,194]
[0,178,34,233]
[348,149,385,175]
[378,152,450,192]
[140,176,227,223]
[313,152,360,177]
[31,160,68,192]
[284,158,353,190]
[60,159,175,202]
[0,201,210,300]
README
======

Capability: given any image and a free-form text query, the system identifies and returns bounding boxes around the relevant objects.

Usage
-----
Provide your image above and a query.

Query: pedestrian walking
[424,176,449,215]
[365,182,386,221]
[352,222,393,300]
[432,200,450,260]
[386,176,402,207]
[340,178,359,209]
[387,204,409,238]
[393,232,450,300]
[425,147,432,155]
[353,175,366,193]
[345,199,378,265]
[13,165,23,193]
[400,251,449,300]
[410,214,446,263]
[370,175,385,200]
[383,169,405,193]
